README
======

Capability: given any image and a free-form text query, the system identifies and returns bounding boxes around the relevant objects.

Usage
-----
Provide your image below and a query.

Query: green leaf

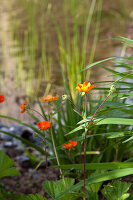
[123,136,133,143]
[79,57,115,73]
[0,150,19,178]
[51,162,133,170]
[26,194,47,200]
[87,191,98,200]
[127,194,133,200]
[0,130,45,154]
[65,125,84,136]
[102,180,131,200]
[86,171,102,193]
[117,36,133,47]
[0,115,45,139]
[43,178,86,200]
[79,118,133,126]
[55,168,133,200]
[101,66,133,79]
[106,131,132,139]
[43,178,74,199]
[95,118,133,126]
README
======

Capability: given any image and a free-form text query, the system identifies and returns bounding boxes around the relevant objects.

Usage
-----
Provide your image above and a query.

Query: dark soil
[2,146,60,199]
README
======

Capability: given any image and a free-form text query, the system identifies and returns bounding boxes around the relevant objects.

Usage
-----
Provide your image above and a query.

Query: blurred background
[0,0,133,124]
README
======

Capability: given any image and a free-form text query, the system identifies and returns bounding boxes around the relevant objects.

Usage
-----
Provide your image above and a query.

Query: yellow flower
[75,81,95,93]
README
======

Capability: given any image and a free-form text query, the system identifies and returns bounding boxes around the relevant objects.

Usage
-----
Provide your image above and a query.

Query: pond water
[0,0,133,125]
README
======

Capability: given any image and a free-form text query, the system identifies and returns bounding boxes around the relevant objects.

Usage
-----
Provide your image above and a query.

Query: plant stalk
[30,108,46,120]
[83,94,87,193]
[89,93,111,125]
[44,136,48,169]
[83,92,111,193]
[67,98,82,115]
[50,127,65,185]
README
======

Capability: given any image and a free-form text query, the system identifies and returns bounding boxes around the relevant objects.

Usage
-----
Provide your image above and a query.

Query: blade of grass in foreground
[55,168,133,200]
[0,130,44,154]
[51,162,133,170]
[0,115,44,139]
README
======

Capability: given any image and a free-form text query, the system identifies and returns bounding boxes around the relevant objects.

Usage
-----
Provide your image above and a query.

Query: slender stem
[89,93,111,125]
[84,94,87,193]
[115,139,118,162]
[67,98,82,115]
[44,135,48,169]
[30,108,46,120]
[83,93,111,194]
[50,127,65,185]
[80,141,83,163]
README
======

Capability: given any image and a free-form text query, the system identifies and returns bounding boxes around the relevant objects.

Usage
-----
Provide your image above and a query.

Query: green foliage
[26,194,47,200]
[102,180,131,200]
[87,190,98,200]
[54,169,133,199]
[0,150,19,178]
[43,178,86,200]
[86,171,102,200]
[0,130,45,154]
[0,151,21,200]
[51,162,133,170]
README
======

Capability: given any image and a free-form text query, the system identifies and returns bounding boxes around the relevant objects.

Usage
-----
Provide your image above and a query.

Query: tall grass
[1,0,131,101]
[55,0,103,101]
[9,0,52,98]
[2,0,103,101]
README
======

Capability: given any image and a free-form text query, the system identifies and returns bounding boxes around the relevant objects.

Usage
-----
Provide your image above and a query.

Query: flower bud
[109,85,116,95]
[62,94,68,100]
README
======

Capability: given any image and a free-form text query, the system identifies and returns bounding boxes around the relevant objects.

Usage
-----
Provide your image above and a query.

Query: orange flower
[20,100,27,113]
[37,121,51,130]
[75,81,95,93]
[63,140,77,150]
[41,94,58,103]
[0,94,5,103]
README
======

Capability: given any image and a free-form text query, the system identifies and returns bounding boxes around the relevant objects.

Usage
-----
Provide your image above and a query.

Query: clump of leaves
[102,180,131,200]
[42,178,87,200]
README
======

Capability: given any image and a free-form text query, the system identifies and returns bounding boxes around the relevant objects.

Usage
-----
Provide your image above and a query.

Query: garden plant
[0,36,133,199]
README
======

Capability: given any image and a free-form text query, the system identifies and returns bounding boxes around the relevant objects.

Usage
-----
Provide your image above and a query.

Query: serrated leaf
[102,180,131,200]
[0,150,19,178]
[43,178,74,199]
[55,168,133,200]
[43,178,86,200]
[26,194,47,200]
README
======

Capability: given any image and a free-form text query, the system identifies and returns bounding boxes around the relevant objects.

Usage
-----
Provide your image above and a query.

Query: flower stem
[89,93,111,125]
[83,93,111,193]
[50,127,65,185]
[30,108,46,120]
[83,94,87,193]
[67,98,82,115]
[44,135,48,169]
